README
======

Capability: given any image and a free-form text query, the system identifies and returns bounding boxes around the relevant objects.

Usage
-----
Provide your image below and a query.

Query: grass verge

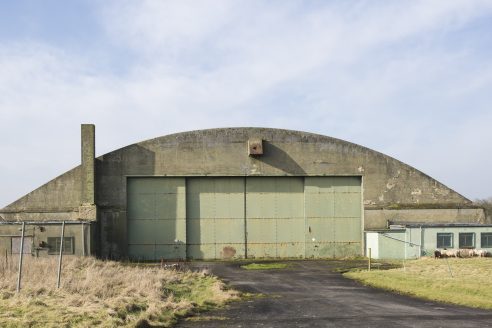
[344,257,492,309]
[0,257,237,327]
[241,262,289,270]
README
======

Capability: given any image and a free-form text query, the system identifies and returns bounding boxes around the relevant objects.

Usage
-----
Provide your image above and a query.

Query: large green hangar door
[305,177,362,258]
[186,178,245,260]
[127,178,186,260]
[246,177,305,258]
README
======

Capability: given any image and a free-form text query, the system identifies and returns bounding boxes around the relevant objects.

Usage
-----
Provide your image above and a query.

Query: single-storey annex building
[0,125,486,260]
[366,223,492,260]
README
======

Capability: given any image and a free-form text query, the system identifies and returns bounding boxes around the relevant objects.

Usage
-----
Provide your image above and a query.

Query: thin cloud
[0,1,491,206]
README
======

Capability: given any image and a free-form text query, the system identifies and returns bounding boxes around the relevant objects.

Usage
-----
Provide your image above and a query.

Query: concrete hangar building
[0,125,486,260]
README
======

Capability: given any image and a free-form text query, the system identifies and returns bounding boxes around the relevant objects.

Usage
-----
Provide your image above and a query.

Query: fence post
[16,222,26,292]
[445,257,453,278]
[57,221,65,288]
[368,247,371,271]
[81,223,85,256]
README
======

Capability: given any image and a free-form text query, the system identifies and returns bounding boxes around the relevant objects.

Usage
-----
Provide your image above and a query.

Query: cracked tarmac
[177,260,492,328]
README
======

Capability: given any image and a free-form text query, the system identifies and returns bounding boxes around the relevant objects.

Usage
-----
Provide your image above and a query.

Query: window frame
[481,233,492,248]
[11,237,33,254]
[47,237,75,255]
[436,233,453,249]
[459,232,475,249]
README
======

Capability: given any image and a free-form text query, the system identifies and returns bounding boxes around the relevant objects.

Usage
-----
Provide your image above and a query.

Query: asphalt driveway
[177,260,492,328]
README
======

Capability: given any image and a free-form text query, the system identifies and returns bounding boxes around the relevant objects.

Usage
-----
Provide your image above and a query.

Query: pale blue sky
[0,0,491,207]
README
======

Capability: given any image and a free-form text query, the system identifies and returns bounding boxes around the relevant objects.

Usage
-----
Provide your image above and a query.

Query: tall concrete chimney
[80,124,97,220]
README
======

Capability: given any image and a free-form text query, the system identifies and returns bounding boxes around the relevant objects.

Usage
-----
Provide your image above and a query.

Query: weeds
[0,257,238,327]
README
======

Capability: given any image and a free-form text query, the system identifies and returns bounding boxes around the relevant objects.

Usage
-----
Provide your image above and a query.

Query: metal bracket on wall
[248,138,263,156]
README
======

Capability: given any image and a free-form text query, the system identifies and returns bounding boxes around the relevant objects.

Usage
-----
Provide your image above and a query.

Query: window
[436,233,453,248]
[47,237,74,255]
[481,233,492,248]
[459,233,475,249]
[11,237,33,254]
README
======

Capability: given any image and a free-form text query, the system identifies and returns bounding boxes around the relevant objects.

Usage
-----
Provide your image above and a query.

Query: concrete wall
[366,231,420,260]
[366,226,492,259]
[0,167,82,221]
[365,232,380,259]
[95,128,471,207]
[410,226,492,255]
[365,208,485,229]
[0,223,93,257]
[0,127,484,258]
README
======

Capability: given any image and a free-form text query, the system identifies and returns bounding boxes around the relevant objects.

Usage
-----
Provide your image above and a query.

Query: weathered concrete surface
[95,128,472,210]
[81,124,95,206]
[365,208,487,229]
[178,261,492,328]
[92,128,481,256]
[0,223,92,257]
[0,166,82,221]
[0,128,484,258]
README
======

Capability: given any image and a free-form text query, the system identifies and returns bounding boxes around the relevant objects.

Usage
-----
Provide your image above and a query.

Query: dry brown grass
[0,256,237,327]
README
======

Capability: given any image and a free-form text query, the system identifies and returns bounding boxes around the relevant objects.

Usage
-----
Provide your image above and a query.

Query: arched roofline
[107,127,470,203]
[2,127,475,212]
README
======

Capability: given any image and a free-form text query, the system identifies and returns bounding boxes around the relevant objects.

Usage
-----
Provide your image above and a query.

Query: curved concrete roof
[2,127,473,216]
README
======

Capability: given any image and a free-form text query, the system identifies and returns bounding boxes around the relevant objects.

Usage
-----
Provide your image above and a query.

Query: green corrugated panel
[186,178,245,260]
[127,178,186,260]
[128,176,362,260]
[334,192,361,218]
[246,177,305,258]
[305,177,361,258]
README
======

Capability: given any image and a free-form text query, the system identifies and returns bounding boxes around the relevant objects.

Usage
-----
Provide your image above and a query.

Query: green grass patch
[241,262,289,270]
[344,258,492,309]
[185,315,228,322]
[163,275,225,311]
[328,259,401,273]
